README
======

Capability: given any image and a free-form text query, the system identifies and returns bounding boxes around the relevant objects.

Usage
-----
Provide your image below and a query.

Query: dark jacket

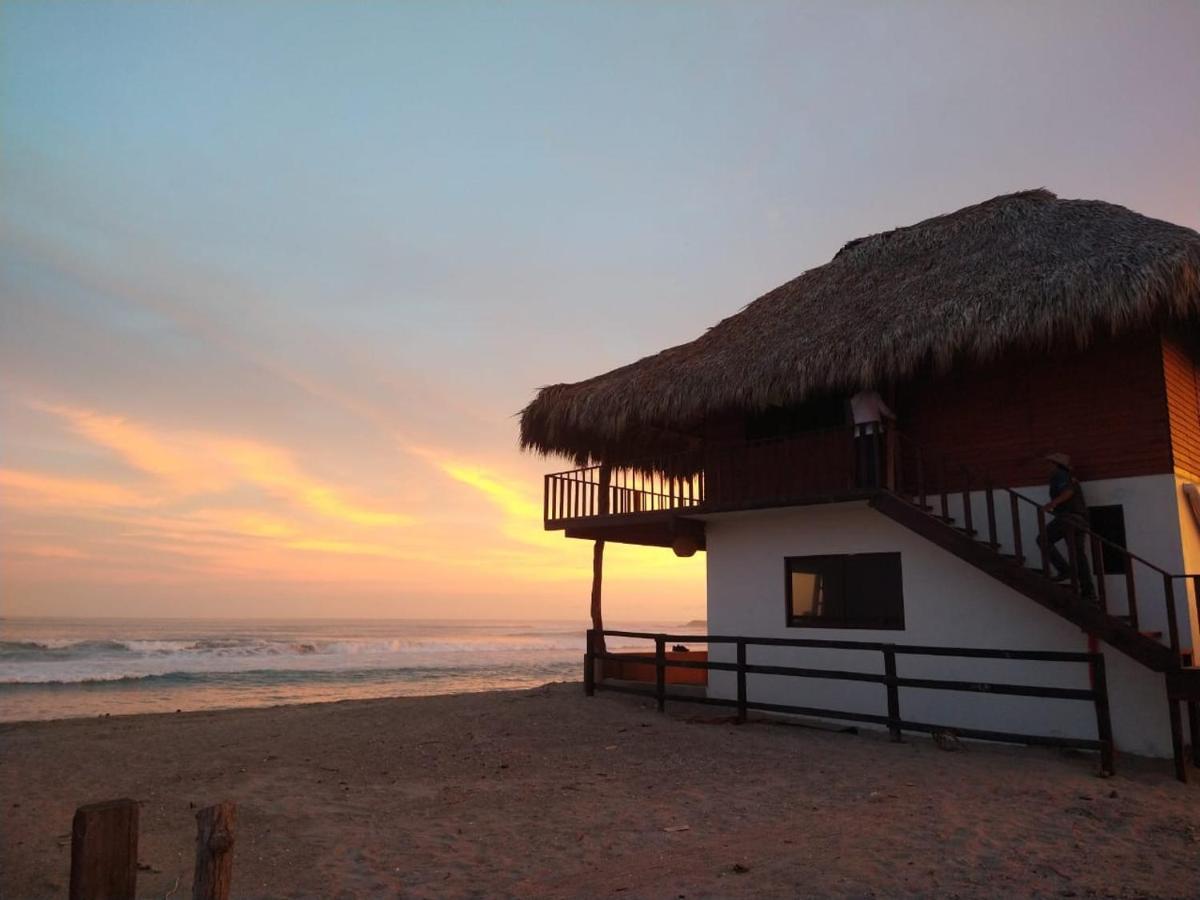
[1049,468,1087,519]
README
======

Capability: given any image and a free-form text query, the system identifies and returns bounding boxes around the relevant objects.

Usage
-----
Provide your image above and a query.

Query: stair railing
[891,433,1187,659]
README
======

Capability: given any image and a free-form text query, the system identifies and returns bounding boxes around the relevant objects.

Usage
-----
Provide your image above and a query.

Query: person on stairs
[1038,452,1096,601]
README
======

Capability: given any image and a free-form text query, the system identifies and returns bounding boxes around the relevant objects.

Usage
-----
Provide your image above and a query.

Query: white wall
[702,498,1177,759]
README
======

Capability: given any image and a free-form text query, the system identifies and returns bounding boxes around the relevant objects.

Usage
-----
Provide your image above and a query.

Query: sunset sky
[2,1,1198,621]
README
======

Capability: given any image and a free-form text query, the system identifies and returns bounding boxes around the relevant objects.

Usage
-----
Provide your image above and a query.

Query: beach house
[520,190,1200,777]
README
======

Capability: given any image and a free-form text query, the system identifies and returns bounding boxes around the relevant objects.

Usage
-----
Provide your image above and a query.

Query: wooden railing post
[736,639,747,724]
[1010,493,1024,565]
[883,646,901,742]
[69,798,139,900]
[1163,574,1181,655]
[584,629,596,697]
[916,446,926,509]
[1125,565,1140,631]
[985,483,997,547]
[1168,697,1188,783]
[1066,522,1081,595]
[1036,507,1051,577]
[1193,575,1200,639]
[654,636,666,713]
[961,469,974,535]
[597,464,611,517]
[938,459,949,520]
[878,429,888,494]
[1089,653,1115,776]
[1090,533,1108,613]
[193,801,236,900]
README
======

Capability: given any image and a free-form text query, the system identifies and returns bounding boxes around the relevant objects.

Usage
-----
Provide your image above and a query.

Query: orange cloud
[0,468,154,508]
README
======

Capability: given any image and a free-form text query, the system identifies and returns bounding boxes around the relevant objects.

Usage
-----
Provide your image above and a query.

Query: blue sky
[2,0,1198,619]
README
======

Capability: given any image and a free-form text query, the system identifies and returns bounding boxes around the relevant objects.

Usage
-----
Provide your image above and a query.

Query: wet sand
[2,682,1197,898]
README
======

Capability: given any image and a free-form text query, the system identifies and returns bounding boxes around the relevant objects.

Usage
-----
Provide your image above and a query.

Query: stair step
[1107,617,1165,641]
[953,526,977,537]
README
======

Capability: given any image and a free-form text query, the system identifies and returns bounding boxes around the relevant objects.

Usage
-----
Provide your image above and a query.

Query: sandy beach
[2,682,1198,899]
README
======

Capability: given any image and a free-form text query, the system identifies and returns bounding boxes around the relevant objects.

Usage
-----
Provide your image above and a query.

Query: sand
[2,682,1198,899]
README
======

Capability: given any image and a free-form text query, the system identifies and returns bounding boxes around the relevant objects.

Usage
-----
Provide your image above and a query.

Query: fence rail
[586,629,1115,773]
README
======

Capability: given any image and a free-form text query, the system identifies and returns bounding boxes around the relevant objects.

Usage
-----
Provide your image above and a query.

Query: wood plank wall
[896,330,1174,488]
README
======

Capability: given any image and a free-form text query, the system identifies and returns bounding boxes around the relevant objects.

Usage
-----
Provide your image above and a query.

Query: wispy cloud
[33,402,415,528]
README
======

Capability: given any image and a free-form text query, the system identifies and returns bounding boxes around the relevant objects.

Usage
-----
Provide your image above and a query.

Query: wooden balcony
[544,427,870,543]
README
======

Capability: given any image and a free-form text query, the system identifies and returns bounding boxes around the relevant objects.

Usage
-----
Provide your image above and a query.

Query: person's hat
[1045,452,1072,469]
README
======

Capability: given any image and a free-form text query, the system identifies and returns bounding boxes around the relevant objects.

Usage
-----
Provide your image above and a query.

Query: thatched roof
[521,189,1200,464]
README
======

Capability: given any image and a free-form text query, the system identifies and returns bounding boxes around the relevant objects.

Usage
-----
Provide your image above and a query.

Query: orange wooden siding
[1162,331,1200,481]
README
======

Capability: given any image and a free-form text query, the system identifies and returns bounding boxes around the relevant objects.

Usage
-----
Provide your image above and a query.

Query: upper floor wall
[896,330,1174,487]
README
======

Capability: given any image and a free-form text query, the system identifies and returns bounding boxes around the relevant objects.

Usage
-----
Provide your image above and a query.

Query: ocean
[0,617,705,722]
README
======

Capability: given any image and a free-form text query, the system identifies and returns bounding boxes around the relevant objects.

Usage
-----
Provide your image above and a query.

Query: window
[785,553,904,629]
[1087,505,1128,575]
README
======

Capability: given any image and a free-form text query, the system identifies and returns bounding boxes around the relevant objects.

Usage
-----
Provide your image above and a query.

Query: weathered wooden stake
[69,798,139,900]
[192,801,236,900]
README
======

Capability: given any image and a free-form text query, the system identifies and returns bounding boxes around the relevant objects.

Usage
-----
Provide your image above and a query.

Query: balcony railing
[543,426,862,525]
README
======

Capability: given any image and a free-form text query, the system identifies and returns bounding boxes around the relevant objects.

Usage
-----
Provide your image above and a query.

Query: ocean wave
[0,663,576,689]
[0,634,603,664]
[0,639,135,658]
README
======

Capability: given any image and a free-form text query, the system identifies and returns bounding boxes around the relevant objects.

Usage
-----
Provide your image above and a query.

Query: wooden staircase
[868,434,1200,781]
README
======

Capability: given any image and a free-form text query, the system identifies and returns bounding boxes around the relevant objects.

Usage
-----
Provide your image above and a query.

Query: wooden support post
[588,464,612,656]
[590,539,606,655]
[735,639,747,724]
[193,801,236,900]
[654,635,666,713]
[1168,697,1188,783]
[69,798,139,900]
[584,629,596,696]
[1089,654,1115,776]
[883,646,901,742]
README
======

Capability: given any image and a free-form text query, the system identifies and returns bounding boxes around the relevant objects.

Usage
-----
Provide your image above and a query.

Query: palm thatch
[521,189,1200,465]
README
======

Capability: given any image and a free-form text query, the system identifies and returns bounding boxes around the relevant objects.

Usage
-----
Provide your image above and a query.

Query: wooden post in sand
[69,798,139,900]
[192,801,236,900]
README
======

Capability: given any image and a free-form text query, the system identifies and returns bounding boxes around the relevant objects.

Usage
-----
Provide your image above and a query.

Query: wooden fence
[586,629,1115,774]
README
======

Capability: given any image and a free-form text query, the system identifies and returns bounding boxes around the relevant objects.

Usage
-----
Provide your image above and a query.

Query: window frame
[783,552,905,630]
